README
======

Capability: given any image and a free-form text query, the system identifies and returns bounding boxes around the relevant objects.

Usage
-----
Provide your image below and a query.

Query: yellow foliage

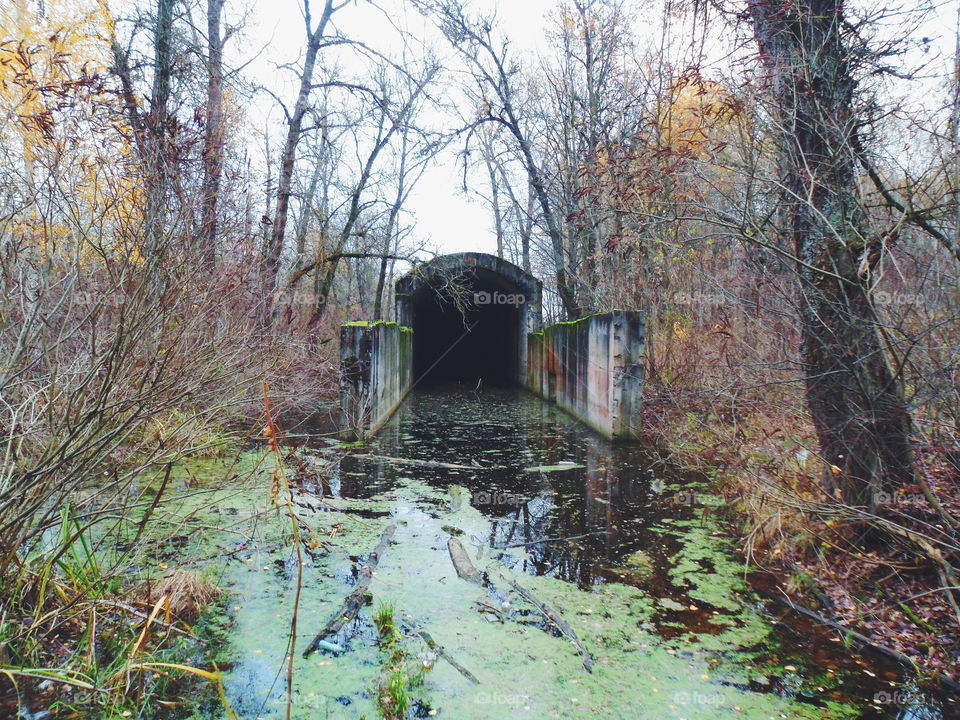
[657,72,742,159]
[0,0,141,263]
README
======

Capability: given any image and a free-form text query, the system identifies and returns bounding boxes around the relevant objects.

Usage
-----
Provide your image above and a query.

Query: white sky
[233,0,959,259]
[236,0,562,258]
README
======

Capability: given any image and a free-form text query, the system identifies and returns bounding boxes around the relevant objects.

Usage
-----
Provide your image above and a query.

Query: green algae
[132,389,906,720]
[195,502,850,720]
[342,320,412,332]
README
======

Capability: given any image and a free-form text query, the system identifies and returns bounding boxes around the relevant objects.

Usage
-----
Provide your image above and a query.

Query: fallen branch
[873,519,960,628]
[773,594,960,694]
[286,252,412,290]
[302,523,397,657]
[447,532,593,673]
[494,532,600,550]
[323,448,496,471]
[506,578,593,673]
[448,537,483,585]
[415,628,480,685]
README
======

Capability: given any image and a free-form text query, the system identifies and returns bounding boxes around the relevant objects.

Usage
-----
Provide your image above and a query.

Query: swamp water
[171,387,952,719]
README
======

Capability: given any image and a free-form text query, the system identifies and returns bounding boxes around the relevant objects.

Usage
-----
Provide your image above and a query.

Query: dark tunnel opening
[411,270,524,386]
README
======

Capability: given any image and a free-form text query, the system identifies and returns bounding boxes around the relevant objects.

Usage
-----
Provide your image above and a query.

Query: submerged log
[507,578,594,673]
[447,537,483,585]
[450,535,592,671]
[322,448,498,471]
[302,523,397,657]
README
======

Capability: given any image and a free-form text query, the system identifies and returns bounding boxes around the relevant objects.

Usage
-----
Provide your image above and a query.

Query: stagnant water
[197,386,953,719]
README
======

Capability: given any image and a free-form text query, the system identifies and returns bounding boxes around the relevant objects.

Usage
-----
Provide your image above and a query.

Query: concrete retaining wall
[339,310,643,442]
[339,321,413,439]
[526,311,644,441]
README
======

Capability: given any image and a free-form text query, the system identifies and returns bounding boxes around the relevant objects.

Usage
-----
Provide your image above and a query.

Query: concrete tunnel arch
[395,253,542,385]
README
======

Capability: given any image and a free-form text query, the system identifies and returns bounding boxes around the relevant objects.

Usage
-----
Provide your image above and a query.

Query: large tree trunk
[747,0,914,507]
[199,0,225,268]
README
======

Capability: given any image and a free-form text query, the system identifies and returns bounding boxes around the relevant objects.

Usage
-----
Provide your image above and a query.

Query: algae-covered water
[183,387,949,719]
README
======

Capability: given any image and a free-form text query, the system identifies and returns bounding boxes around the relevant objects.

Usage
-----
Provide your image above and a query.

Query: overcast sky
[235,0,564,258]
[233,0,959,259]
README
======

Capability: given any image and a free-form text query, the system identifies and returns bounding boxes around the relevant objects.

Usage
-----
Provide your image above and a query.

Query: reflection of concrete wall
[526,311,644,441]
[339,321,412,439]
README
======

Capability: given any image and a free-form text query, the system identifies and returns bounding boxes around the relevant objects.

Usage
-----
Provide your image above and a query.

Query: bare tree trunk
[263,0,341,309]
[747,0,914,507]
[522,181,532,274]
[294,157,323,264]
[144,0,174,260]
[496,161,533,273]
[487,155,504,258]
[372,244,391,320]
[199,0,225,268]
[479,126,504,258]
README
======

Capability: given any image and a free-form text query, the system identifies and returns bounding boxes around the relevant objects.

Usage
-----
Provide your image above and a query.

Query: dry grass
[134,570,223,621]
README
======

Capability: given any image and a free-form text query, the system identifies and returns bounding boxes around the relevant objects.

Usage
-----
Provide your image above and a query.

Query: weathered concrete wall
[526,311,644,441]
[339,321,413,439]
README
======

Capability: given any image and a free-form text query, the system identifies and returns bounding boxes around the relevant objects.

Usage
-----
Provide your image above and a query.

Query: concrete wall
[339,321,413,440]
[526,311,644,441]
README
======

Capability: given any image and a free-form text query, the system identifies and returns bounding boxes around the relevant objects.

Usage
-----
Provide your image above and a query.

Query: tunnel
[396,253,542,386]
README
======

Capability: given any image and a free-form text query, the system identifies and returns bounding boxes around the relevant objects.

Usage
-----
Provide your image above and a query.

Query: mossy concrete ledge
[340,321,413,439]
[526,310,644,441]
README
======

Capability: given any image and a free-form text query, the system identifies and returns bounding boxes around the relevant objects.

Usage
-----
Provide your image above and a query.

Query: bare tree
[263,0,347,306]
[420,0,582,318]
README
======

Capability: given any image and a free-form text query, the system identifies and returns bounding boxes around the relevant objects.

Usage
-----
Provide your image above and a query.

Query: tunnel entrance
[396,253,542,386]
[410,272,521,385]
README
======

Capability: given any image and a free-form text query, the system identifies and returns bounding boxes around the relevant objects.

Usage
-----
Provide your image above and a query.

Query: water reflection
[333,387,675,586]
[289,385,954,719]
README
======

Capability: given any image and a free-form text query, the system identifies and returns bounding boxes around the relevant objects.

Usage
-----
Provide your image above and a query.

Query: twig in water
[414,627,480,685]
[506,577,594,673]
[495,532,600,550]
[303,523,397,657]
